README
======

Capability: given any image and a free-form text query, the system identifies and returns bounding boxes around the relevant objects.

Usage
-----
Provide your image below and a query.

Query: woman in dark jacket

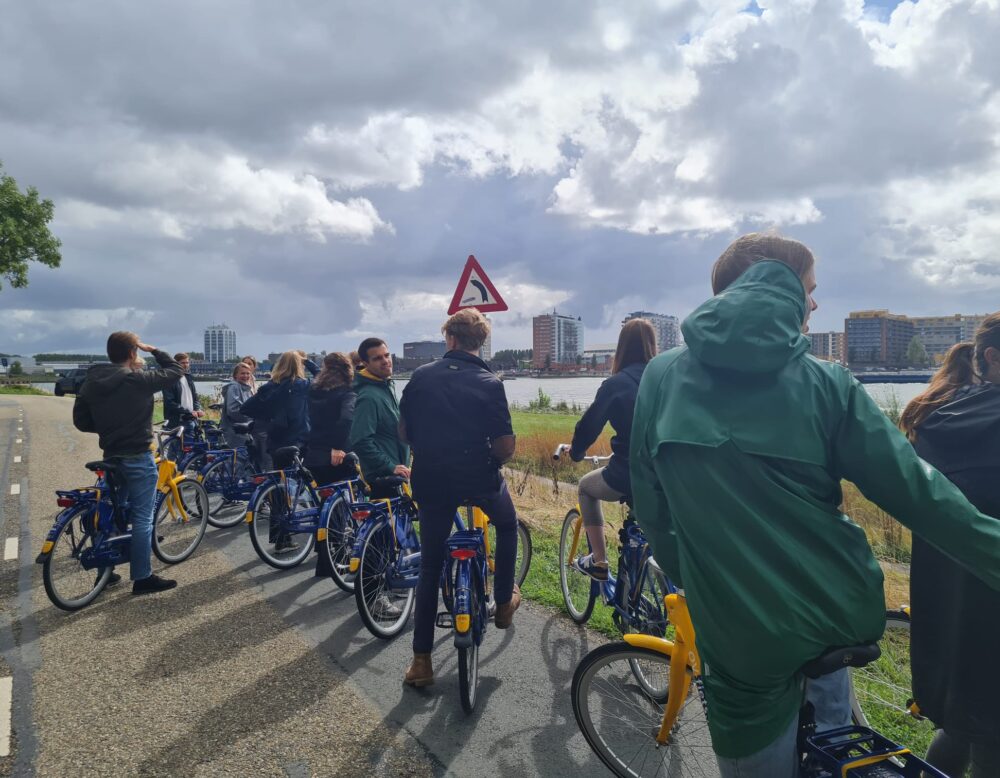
[900,311,1000,778]
[305,352,357,485]
[564,318,657,580]
[241,350,317,468]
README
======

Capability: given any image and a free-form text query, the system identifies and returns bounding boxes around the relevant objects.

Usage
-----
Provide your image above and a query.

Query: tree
[9,360,23,376]
[906,336,929,368]
[0,162,62,290]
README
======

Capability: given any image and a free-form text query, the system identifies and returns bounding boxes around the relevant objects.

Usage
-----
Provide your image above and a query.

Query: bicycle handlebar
[553,443,611,466]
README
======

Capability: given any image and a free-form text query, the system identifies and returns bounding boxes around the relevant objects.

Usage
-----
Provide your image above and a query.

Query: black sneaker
[132,574,178,595]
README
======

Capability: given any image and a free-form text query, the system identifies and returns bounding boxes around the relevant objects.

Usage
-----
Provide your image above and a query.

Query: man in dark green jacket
[630,234,1000,777]
[348,338,410,486]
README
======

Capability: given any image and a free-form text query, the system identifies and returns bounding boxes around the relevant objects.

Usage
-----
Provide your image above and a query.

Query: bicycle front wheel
[354,520,414,639]
[322,495,356,592]
[248,482,316,569]
[572,642,717,778]
[486,518,533,588]
[559,508,597,624]
[202,457,251,528]
[152,479,209,563]
[42,508,111,611]
[850,611,935,756]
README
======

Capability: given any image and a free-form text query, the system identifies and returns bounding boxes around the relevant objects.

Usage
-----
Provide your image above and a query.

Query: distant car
[54,368,89,396]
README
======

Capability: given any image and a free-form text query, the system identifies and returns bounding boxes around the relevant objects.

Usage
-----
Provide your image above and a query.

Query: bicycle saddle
[369,475,406,489]
[231,421,255,434]
[800,644,881,679]
[85,460,121,474]
[273,445,300,462]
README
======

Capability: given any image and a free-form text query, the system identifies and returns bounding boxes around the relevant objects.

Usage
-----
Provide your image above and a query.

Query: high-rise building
[204,324,237,363]
[622,311,681,352]
[911,314,988,363]
[403,341,446,360]
[478,316,492,362]
[532,311,583,369]
[808,331,846,364]
[845,311,913,368]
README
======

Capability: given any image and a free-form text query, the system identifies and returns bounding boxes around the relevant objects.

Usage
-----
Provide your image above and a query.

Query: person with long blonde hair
[900,313,1000,778]
[241,350,318,467]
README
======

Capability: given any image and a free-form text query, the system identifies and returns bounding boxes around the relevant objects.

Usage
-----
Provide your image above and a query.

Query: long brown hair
[313,352,354,390]
[899,312,1000,440]
[612,318,657,374]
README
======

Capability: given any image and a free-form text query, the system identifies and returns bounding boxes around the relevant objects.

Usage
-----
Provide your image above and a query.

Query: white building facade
[204,324,237,363]
[622,311,681,352]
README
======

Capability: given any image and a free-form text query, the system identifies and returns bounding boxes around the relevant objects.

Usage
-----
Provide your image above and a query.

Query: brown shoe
[404,653,434,687]
[494,584,522,629]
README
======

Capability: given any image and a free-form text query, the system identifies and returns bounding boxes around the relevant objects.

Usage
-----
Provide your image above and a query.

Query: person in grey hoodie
[220,361,255,448]
[73,331,184,595]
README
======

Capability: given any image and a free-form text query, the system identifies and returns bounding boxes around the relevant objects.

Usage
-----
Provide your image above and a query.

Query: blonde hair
[442,309,490,351]
[232,362,253,380]
[711,232,815,294]
[314,352,354,390]
[271,351,305,383]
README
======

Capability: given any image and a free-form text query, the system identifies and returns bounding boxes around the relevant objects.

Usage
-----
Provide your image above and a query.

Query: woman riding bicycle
[630,232,1000,778]
[899,312,1000,778]
[568,318,656,581]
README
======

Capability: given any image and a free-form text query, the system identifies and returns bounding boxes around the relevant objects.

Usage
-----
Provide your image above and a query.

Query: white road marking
[9,484,19,496]
[3,538,17,561]
[0,675,11,757]
[14,440,21,444]
[13,456,20,463]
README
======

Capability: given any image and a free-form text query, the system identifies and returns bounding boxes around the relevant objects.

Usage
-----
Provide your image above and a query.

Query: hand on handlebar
[393,464,411,479]
[193,410,206,418]
[330,449,347,466]
[553,443,572,460]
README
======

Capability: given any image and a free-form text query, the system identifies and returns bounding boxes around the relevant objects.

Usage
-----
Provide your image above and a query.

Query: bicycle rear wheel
[152,479,209,563]
[850,611,935,756]
[354,520,414,639]
[248,481,316,569]
[559,508,597,624]
[42,508,111,611]
[202,457,251,528]
[322,495,356,592]
[458,568,485,714]
[572,642,717,778]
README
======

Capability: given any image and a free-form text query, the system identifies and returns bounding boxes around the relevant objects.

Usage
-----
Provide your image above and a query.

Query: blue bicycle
[554,445,670,636]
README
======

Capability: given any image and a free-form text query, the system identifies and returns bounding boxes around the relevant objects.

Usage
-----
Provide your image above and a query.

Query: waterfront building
[583,345,615,372]
[403,340,446,360]
[808,331,846,364]
[204,323,237,363]
[845,310,914,369]
[532,311,584,369]
[478,316,492,361]
[911,314,988,363]
[622,311,681,352]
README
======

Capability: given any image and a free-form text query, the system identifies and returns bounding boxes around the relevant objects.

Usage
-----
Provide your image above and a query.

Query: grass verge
[0,384,50,395]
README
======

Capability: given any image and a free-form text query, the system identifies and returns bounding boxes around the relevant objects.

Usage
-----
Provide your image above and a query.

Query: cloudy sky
[2,0,999,357]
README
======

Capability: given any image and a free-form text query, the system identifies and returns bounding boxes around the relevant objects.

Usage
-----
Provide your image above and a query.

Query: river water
[31,377,924,412]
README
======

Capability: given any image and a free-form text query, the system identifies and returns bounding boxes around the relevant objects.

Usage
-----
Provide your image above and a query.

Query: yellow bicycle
[152,426,209,563]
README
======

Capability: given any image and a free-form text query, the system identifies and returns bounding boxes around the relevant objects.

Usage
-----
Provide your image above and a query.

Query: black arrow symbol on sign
[470,279,489,302]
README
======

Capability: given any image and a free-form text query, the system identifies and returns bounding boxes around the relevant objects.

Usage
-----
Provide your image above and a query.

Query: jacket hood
[355,369,389,386]
[681,260,810,373]
[917,384,1000,459]
[81,362,130,395]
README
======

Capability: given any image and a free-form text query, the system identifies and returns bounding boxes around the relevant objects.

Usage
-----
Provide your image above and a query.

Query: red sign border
[447,255,509,315]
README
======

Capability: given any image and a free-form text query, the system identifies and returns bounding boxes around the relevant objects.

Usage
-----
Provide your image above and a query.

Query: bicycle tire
[354,519,414,639]
[201,457,251,528]
[572,642,717,778]
[486,518,533,589]
[322,494,356,593]
[248,481,316,569]
[559,508,597,624]
[850,610,935,755]
[42,507,111,611]
[152,479,209,564]
[458,563,485,713]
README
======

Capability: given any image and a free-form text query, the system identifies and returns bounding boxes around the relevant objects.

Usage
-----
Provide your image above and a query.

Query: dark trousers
[412,479,518,654]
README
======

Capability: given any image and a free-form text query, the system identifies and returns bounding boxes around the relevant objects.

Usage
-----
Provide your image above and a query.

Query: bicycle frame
[347,495,424,588]
[155,456,192,522]
[36,477,131,570]
[245,468,321,533]
[445,527,488,646]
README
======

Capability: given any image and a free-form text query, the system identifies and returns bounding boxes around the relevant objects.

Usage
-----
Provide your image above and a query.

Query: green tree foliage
[0,162,62,290]
[906,336,929,367]
[491,348,532,368]
[9,360,23,375]
[33,353,106,362]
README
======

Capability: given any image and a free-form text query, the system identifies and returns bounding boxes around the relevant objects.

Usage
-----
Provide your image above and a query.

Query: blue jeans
[716,669,852,778]
[112,452,158,581]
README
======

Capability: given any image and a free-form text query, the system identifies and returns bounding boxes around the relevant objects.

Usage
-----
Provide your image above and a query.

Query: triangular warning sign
[448,255,508,314]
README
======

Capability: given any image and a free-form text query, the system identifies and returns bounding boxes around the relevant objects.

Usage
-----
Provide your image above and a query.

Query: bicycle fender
[349,516,387,573]
[36,505,88,563]
[622,633,675,656]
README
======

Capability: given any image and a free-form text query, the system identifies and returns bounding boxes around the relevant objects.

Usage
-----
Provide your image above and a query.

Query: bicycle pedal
[435,612,454,629]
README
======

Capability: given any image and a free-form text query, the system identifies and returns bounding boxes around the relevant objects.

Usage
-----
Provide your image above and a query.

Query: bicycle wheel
[322,495,356,592]
[181,451,209,479]
[572,642,718,778]
[354,520,414,639]
[248,481,316,569]
[202,457,251,528]
[850,611,935,756]
[625,563,672,700]
[486,518,533,588]
[152,479,209,563]
[458,568,485,714]
[42,508,111,611]
[559,508,597,624]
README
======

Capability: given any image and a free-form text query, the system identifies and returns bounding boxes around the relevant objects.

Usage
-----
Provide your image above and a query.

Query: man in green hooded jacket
[630,234,1000,777]
[348,337,410,485]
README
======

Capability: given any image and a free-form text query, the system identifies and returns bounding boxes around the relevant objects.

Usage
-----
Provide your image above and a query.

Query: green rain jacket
[348,369,410,480]
[630,260,1000,759]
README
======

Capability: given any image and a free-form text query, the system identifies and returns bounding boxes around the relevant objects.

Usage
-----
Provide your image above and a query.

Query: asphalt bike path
[0,396,608,777]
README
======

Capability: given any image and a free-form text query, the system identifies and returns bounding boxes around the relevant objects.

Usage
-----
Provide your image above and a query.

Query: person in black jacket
[161,352,203,428]
[900,312,1000,778]
[304,352,357,485]
[564,318,657,580]
[241,350,319,467]
[73,331,183,595]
